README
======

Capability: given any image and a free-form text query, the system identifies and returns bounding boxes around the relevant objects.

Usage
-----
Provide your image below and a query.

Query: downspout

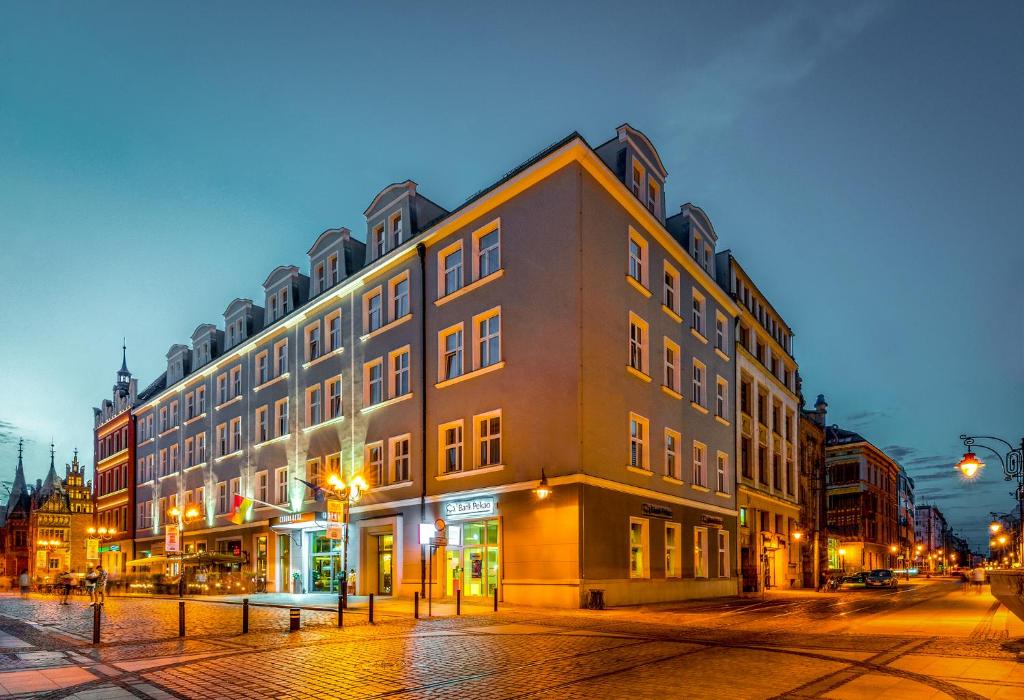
[417,242,427,597]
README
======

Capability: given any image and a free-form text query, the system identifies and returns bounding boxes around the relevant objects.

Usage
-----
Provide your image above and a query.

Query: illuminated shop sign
[443,497,495,520]
[641,503,673,519]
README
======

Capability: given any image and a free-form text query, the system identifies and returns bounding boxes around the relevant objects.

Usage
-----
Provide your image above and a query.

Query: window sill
[184,413,207,426]
[215,396,243,411]
[714,348,730,362]
[626,466,653,476]
[715,415,731,427]
[435,269,504,307]
[691,484,710,493]
[661,305,683,324]
[662,475,684,486]
[373,480,413,492]
[302,346,344,370]
[256,433,290,448]
[158,472,178,481]
[626,275,652,299]
[660,385,682,400]
[302,414,346,432]
[435,361,505,389]
[436,464,504,481]
[715,490,731,498]
[626,365,652,383]
[138,437,155,448]
[360,314,412,343]
[361,392,413,414]
[214,449,243,463]
[254,373,289,393]
[184,462,207,472]
[158,426,179,438]
[691,402,709,415]
[690,328,709,345]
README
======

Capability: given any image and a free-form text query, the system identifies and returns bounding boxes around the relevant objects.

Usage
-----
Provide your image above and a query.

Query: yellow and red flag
[229,494,254,525]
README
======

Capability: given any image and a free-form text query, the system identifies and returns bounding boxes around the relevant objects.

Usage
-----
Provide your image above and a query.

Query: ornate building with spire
[0,439,32,579]
[92,344,138,576]
[28,446,94,582]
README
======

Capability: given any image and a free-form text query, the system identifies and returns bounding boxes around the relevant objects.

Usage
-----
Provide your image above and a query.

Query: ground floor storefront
[833,540,901,573]
[737,487,803,591]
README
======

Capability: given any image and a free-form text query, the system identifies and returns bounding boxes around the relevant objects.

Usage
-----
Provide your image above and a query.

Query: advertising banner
[165,524,180,553]
[86,538,99,561]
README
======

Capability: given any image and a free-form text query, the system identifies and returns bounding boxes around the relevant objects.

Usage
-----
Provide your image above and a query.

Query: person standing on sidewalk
[57,571,72,605]
[94,565,108,606]
[18,570,29,595]
[85,566,98,604]
[971,565,986,593]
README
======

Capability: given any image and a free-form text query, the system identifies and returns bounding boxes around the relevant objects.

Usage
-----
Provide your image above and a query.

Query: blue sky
[1,1,1021,549]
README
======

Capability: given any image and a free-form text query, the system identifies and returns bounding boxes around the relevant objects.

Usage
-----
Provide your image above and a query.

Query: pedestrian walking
[85,566,98,604]
[94,565,108,606]
[57,571,72,605]
[18,570,29,595]
[971,565,986,593]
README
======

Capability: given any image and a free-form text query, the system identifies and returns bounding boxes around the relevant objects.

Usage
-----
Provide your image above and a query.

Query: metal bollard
[92,603,101,644]
[337,593,344,627]
[242,598,249,634]
[414,591,419,619]
[493,587,498,612]
[178,601,185,637]
[368,593,374,624]
[289,607,300,632]
[457,589,461,616]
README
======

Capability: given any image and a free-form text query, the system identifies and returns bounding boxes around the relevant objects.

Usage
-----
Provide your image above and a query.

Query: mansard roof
[306,228,350,257]
[616,123,668,178]
[223,298,254,318]
[165,344,189,359]
[190,323,217,341]
[363,181,416,217]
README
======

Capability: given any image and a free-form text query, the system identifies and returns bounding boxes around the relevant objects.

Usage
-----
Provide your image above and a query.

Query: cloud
[884,444,917,460]
[0,419,19,446]
[661,1,892,147]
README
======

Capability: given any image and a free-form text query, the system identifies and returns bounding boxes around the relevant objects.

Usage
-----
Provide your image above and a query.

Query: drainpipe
[417,243,427,597]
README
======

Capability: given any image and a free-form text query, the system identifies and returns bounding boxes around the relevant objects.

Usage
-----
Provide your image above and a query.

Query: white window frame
[716,376,728,419]
[664,338,680,392]
[691,289,706,337]
[474,410,502,468]
[629,517,650,579]
[274,398,289,437]
[438,240,464,298]
[694,527,709,578]
[692,359,706,407]
[472,307,501,370]
[363,287,383,334]
[665,522,681,578]
[389,346,410,398]
[628,313,648,375]
[471,219,501,280]
[363,358,384,406]
[275,466,288,504]
[629,413,649,470]
[389,434,411,483]
[325,376,342,419]
[663,261,679,314]
[388,271,410,322]
[325,310,342,353]
[715,312,727,352]
[305,384,322,426]
[717,451,729,494]
[305,321,322,363]
[627,227,648,287]
[438,419,464,474]
[438,323,464,382]
[718,530,730,578]
[256,470,269,504]
[274,339,288,377]
[693,441,707,487]
[364,441,384,487]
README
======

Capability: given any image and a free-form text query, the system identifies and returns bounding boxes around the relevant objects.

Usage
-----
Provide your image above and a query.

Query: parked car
[841,572,866,587]
[865,569,899,588]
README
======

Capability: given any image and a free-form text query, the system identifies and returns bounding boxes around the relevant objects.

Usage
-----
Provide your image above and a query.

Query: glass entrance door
[310,531,342,592]
[459,519,499,598]
[377,535,393,595]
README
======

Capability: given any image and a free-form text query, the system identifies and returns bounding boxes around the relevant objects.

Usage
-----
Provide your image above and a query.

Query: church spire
[115,340,132,399]
[120,339,129,374]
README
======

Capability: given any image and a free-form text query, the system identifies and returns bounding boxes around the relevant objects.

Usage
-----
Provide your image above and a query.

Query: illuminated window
[647,178,659,212]
[665,522,681,577]
[439,324,464,382]
[475,411,501,468]
[390,435,411,483]
[694,527,709,578]
[631,161,644,198]
[718,530,730,577]
[372,224,385,259]
[629,413,649,470]
[629,518,649,578]
[439,420,464,474]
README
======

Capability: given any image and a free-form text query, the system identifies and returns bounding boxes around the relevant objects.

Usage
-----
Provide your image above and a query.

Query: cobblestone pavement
[0,579,1020,698]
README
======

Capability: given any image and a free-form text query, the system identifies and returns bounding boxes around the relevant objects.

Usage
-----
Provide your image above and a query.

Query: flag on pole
[229,494,254,525]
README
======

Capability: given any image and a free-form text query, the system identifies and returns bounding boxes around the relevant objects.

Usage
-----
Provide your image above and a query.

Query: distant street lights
[956,434,1024,567]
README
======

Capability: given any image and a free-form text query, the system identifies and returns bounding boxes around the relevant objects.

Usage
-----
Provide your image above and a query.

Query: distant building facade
[126,125,743,607]
[798,394,828,587]
[914,503,947,571]
[29,449,94,583]
[716,253,801,590]
[0,440,32,579]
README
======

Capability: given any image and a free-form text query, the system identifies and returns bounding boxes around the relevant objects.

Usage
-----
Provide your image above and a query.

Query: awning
[269,510,329,531]
[126,556,167,567]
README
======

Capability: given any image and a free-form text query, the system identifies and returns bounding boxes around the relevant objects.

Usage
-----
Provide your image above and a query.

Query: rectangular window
[229,477,241,501]
[629,413,649,470]
[664,339,680,392]
[159,407,167,432]
[665,429,680,480]
[255,352,269,385]
[364,289,383,333]
[628,313,648,374]
[692,360,706,407]
[275,340,288,376]
[306,385,322,426]
[373,224,385,259]
[305,459,322,499]
[196,433,206,463]
[328,254,338,285]
[217,482,228,514]
[390,435,411,483]
[694,527,709,578]
[474,308,501,369]
[665,522,681,577]
[215,424,226,457]
[629,518,649,578]
[325,453,340,480]
[715,313,727,352]
[365,359,384,405]
[365,442,384,486]
[441,243,463,296]
[716,377,728,419]
[184,438,194,467]
[315,262,325,294]
[256,471,269,504]
[229,417,241,453]
[691,290,706,336]
[473,222,501,279]
[275,398,289,437]
[229,366,241,398]
[169,444,179,471]
[196,386,206,414]
[647,178,659,212]
[627,229,647,286]
[389,348,410,398]
[275,467,288,504]
[305,323,322,362]
[475,411,501,467]
[718,530,730,578]
[440,421,464,474]
[693,441,707,487]
[185,393,194,420]
[663,262,679,313]
[389,273,410,321]
[326,312,342,352]
[390,212,403,248]
[256,406,269,442]
[717,452,728,493]
[326,377,342,419]
[439,325,464,381]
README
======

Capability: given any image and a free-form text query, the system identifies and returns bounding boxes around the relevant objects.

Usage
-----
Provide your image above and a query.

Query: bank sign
[443,497,495,520]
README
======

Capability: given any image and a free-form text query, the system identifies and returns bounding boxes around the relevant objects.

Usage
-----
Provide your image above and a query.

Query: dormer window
[693,234,703,265]
[632,163,644,197]
[647,179,659,213]
[328,255,338,286]
[279,288,289,315]
[269,296,278,321]
[315,263,325,294]
[390,212,403,249]
[373,224,385,259]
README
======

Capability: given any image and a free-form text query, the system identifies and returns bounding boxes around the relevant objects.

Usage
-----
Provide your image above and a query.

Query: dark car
[841,571,866,587]
[865,569,898,588]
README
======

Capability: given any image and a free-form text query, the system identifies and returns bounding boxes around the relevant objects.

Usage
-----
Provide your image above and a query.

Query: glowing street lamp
[838,547,847,573]
[990,522,1002,534]
[534,470,552,500]
[323,472,370,606]
[955,451,984,479]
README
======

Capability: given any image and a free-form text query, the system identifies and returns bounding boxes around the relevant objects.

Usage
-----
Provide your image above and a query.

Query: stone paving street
[0,578,1020,698]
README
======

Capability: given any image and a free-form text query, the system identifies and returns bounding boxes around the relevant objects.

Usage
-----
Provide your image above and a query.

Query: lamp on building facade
[534,470,551,500]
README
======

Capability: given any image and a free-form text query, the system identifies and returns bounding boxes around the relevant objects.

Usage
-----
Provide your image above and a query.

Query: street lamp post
[167,505,202,597]
[956,434,1024,567]
[324,473,368,608]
